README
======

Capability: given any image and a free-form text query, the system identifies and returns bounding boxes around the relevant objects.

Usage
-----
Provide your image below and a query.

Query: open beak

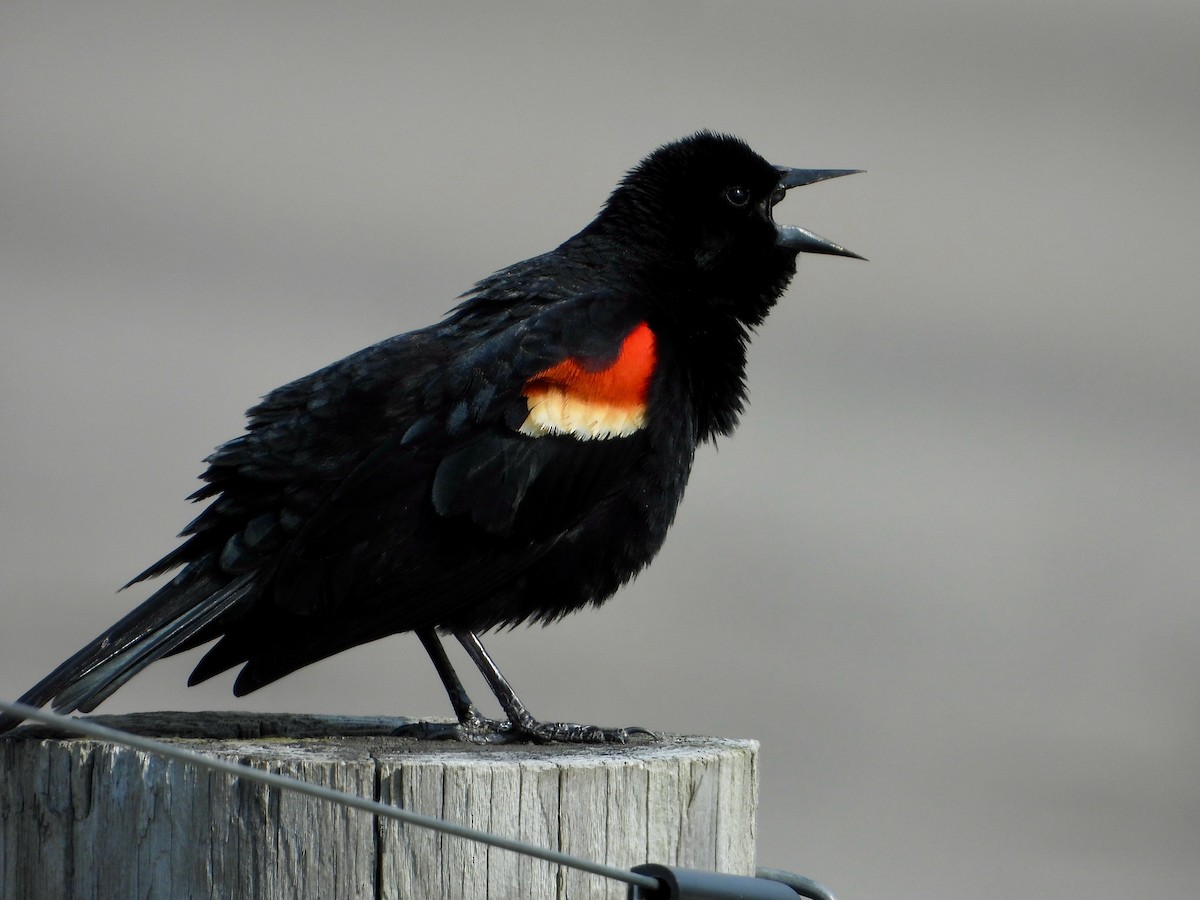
[772,166,865,260]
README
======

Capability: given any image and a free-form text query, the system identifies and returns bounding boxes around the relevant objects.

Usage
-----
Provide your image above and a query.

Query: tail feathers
[0,568,257,733]
[120,534,212,590]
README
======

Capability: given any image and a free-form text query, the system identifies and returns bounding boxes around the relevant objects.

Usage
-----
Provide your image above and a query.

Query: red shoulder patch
[519,322,657,440]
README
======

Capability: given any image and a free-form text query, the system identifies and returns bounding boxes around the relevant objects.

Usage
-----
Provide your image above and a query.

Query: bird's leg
[456,630,654,744]
[392,628,514,742]
[417,628,483,723]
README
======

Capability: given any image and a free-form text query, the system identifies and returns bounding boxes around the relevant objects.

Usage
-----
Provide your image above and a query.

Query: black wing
[193,292,657,690]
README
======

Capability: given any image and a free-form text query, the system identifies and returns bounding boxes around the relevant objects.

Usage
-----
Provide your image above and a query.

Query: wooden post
[1,712,759,899]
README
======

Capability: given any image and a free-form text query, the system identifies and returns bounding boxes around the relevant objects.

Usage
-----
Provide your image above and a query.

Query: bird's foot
[392,713,656,745]
[502,718,657,745]
[390,709,510,743]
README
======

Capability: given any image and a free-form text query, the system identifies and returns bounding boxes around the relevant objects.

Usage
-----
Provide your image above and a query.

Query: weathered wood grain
[1,713,758,899]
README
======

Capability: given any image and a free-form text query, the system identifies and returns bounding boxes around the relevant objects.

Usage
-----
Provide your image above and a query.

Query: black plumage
[1,132,860,741]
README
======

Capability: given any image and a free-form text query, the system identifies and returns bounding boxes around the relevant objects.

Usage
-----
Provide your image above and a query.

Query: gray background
[3,3,1197,898]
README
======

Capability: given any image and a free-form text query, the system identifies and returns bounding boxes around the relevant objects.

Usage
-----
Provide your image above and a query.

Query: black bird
[0,133,860,741]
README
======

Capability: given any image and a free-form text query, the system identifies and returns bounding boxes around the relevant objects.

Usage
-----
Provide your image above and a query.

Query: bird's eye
[724,186,750,207]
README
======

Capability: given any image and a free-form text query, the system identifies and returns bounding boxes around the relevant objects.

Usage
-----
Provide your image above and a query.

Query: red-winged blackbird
[0,133,860,741]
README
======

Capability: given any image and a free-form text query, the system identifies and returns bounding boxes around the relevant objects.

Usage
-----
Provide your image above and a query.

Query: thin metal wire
[0,699,660,893]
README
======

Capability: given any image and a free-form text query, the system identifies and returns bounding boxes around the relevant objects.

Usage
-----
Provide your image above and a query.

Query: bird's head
[591,132,862,324]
